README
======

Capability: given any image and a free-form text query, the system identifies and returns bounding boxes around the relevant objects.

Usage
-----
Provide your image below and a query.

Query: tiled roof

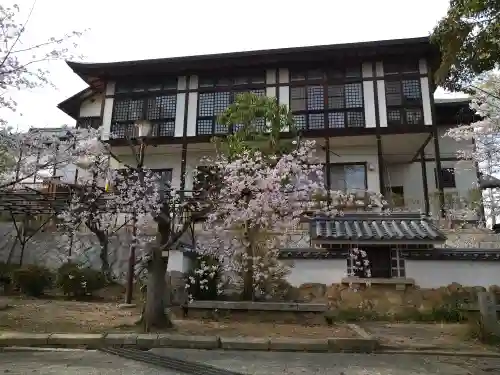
[311,213,446,243]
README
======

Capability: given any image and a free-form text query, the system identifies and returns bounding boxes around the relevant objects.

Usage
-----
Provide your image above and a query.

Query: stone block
[136,334,159,349]
[255,302,298,311]
[297,283,327,302]
[347,324,373,339]
[157,334,219,349]
[296,303,328,312]
[103,333,138,346]
[118,303,137,309]
[188,300,218,309]
[220,337,269,350]
[47,333,104,348]
[269,337,329,352]
[0,333,50,347]
[395,284,406,291]
[328,338,377,353]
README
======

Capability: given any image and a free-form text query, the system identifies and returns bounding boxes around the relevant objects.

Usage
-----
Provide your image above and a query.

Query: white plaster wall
[377,80,387,127]
[424,127,473,159]
[419,58,432,126]
[284,259,347,287]
[101,82,115,141]
[174,76,187,137]
[361,62,376,129]
[185,75,199,137]
[363,81,376,128]
[167,249,192,273]
[115,147,183,190]
[421,77,432,125]
[406,260,500,288]
[79,93,103,118]
[387,159,478,214]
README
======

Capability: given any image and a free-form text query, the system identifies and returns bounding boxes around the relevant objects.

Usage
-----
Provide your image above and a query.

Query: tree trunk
[140,246,173,332]
[95,230,112,283]
[241,194,254,301]
[242,245,254,301]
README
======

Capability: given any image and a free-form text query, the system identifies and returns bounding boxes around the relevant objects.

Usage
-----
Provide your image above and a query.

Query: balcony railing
[110,122,175,139]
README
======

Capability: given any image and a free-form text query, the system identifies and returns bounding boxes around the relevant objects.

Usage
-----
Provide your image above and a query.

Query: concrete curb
[0,332,378,353]
[376,349,500,358]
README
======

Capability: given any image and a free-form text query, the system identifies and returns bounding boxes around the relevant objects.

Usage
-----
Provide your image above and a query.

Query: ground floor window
[347,246,405,278]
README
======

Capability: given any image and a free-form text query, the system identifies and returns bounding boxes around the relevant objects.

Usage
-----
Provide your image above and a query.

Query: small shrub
[466,317,500,345]
[0,262,19,291]
[427,305,466,322]
[57,262,106,298]
[427,292,468,323]
[12,265,53,297]
[185,255,221,301]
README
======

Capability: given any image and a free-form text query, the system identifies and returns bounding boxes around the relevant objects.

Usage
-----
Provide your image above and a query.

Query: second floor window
[384,61,423,126]
[197,88,266,135]
[111,79,178,139]
[196,73,266,135]
[289,67,365,130]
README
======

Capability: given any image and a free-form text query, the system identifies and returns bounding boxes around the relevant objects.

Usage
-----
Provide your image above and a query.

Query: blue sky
[4,0,462,130]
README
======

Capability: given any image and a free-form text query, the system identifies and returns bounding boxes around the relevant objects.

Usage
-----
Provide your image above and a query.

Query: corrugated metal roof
[311,212,446,243]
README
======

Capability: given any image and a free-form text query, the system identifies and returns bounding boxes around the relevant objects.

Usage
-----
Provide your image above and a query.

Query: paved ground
[152,348,500,374]
[359,322,490,351]
[0,349,184,375]
[2,348,500,374]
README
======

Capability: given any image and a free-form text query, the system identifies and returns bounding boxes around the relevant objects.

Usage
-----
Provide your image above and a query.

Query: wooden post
[478,291,500,336]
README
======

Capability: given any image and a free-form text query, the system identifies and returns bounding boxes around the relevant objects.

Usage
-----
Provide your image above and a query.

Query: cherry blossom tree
[446,72,500,226]
[0,3,85,125]
[189,93,385,301]
[57,152,161,283]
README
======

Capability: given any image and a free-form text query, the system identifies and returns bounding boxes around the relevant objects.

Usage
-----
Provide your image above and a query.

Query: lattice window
[146,95,176,120]
[151,121,175,137]
[307,86,324,110]
[289,68,364,130]
[328,112,344,128]
[308,113,324,129]
[385,75,423,126]
[113,99,143,122]
[293,114,307,130]
[390,249,406,277]
[196,88,266,135]
[291,87,307,111]
[111,91,177,139]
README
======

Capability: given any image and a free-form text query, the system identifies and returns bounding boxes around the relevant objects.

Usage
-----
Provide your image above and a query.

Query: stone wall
[0,223,140,281]
[295,282,499,317]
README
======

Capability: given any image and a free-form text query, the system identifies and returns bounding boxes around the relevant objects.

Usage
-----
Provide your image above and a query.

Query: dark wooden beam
[411,132,433,162]
[377,135,385,196]
[420,149,430,215]
[432,126,445,217]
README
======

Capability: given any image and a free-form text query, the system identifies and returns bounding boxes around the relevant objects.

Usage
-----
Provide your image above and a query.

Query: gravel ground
[152,348,500,375]
[0,349,185,375]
